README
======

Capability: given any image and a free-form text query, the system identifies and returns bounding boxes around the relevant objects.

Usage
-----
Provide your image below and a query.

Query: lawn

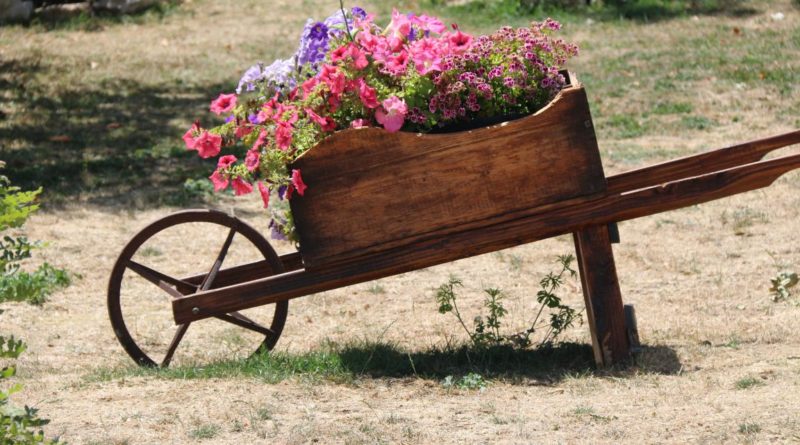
[1,0,799,443]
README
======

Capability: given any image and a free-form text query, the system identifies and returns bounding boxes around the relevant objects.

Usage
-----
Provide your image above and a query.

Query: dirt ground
[2,0,800,444]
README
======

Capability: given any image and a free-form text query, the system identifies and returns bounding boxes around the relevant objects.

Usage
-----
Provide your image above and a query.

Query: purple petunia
[296,20,330,66]
[236,59,297,94]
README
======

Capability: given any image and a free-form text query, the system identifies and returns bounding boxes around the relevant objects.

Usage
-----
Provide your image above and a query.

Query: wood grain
[573,225,630,366]
[291,82,606,268]
[607,130,800,193]
[173,153,800,324]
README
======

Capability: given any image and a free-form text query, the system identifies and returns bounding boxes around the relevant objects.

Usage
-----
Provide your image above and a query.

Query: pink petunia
[183,121,201,150]
[386,8,412,40]
[257,182,270,208]
[412,14,446,34]
[217,154,237,169]
[209,170,229,192]
[195,131,222,158]
[235,125,253,139]
[252,130,268,150]
[447,30,473,54]
[319,64,346,96]
[384,51,409,75]
[291,169,307,196]
[357,79,380,109]
[275,121,293,150]
[232,177,253,196]
[375,96,408,133]
[245,148,260,172]
[210,93,237,115]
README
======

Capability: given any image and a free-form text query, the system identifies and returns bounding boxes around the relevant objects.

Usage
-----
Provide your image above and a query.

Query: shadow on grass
[1,57,227,209]
[21,0,184,32]
[90,340,682,386]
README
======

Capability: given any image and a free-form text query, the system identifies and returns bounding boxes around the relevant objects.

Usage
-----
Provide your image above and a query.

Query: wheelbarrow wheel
[107,209,288,367]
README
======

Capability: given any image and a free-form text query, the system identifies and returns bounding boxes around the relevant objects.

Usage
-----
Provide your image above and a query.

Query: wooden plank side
[291,85,605,268]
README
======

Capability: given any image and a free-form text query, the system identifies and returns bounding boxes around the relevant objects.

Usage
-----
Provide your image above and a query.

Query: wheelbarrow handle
[607,129,800,194]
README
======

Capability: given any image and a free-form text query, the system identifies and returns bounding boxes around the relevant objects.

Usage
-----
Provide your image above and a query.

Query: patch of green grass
[188,423,220,440]
[604,114,647,139]
[0,263,71,305]
[735,376,764,390]
[680,115,717,131]
[652,101,693,115]
[738,422,761,434]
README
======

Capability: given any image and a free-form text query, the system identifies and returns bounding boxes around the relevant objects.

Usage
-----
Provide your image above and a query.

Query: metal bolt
[192,307,200,315]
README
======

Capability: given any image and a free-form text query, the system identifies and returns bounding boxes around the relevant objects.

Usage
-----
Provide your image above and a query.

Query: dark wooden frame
[110,71,800,368]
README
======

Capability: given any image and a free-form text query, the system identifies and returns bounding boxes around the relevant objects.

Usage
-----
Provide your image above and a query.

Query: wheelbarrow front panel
[291,83,606,269]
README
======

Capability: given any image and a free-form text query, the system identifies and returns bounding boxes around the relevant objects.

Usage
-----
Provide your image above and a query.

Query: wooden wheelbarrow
[108,71,800,368]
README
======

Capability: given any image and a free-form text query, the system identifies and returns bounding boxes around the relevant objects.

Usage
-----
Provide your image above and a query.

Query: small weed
[138,246,162,257]
[735,376,764,390]
[770,271,798,303]
[435,254,579,349]
[256,407,272,421]
[738,422,761,434]
[723,337,741,349]
[573,405,615,422]
[367,283,386,294]
[720,208,768,235]
[188,423,220,440]
[441,372,487,390]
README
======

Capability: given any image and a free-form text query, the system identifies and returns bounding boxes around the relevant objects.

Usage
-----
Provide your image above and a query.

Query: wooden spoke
[199,226,237,291]
[158,280,185,300]
[127,260,193,292]
[161,323,190,368]
[214,313,277,338]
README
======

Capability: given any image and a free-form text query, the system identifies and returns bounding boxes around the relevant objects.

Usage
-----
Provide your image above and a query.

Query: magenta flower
[447,30,473,54]
[375,96,408,132]
[275,121,293,150]
[291,169,307,196]
[209,170,229,192]
[182,122,200,150]
[217,154,237,169]
[195,131,222,158]
[357,79,380,109]
[232,177,253,196]
[210,93,237,115]
[257,181,270,208]
[252,130,268,150]
[245,148,260,172]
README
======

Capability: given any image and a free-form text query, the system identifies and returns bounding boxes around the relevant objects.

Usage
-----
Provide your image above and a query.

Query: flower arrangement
[183,5,578,242]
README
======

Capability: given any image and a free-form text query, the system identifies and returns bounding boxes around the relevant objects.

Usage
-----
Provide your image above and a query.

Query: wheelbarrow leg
[573,224,630,367]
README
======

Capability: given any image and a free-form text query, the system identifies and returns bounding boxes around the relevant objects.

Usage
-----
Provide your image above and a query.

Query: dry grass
[1,0,800,443]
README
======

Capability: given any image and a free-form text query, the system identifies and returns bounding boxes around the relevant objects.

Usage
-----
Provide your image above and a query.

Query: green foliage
[770,271,798,303]
[188,424,220,440]
[435,254,580,349]
[734,376,764,390]
[0,162,41,233]
[441,372,487,390]
[1,335,59,444]
[0,237,35,276]
[0,263,72,306]
[0,162,72,306]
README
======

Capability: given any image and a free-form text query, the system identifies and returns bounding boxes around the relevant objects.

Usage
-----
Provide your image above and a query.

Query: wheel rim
[107,209,288,367]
